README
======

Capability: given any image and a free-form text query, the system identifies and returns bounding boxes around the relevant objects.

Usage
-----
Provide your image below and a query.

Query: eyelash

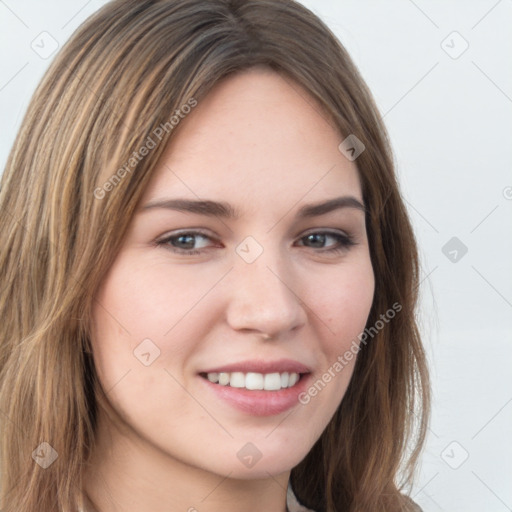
[156,230,357,256]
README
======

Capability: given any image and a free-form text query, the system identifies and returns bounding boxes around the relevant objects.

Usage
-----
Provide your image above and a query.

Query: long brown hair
[0,1,430,510]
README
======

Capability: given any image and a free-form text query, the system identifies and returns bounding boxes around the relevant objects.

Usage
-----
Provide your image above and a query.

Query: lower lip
[199,373,311,416]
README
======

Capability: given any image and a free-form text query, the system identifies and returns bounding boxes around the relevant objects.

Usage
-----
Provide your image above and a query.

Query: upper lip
[200,358,311,375]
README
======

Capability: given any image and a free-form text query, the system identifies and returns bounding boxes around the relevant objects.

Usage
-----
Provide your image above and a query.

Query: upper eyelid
[157,228,353,246]
[157,229,214,242]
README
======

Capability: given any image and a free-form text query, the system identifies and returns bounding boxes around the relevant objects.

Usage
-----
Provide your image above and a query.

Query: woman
[0,1,430,511]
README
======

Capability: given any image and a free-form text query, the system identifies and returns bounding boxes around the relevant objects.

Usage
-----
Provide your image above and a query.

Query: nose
[224,247,307,339]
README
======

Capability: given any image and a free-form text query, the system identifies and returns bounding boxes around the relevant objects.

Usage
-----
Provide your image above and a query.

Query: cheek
[291,262,374,448]
[88,259,172,387]
[91,255,211,347]
[310,259,375,347]
[88,254,224,400]
[88,262,197,428]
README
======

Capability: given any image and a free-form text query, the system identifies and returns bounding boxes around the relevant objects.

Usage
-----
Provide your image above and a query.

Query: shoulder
[286,481,317,512]
[286,483,423,512]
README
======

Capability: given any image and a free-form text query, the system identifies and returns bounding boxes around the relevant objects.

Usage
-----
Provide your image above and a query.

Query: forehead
[141,68,362,211]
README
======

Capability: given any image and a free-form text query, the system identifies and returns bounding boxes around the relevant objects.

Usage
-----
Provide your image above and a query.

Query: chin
[221,460,298,480]
[206,443,309,480]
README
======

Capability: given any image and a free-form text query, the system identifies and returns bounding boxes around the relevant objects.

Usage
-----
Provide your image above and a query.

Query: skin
[84,67,375,512]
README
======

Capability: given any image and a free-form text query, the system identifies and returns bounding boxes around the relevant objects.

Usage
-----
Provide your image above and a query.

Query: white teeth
[264,372,282,391]
[218,372,230,386]
[245,372,264,390]
[204,371,301,390]
[229,372,245,388]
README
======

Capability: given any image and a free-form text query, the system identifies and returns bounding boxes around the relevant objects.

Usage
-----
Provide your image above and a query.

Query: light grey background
[1,1,511,510]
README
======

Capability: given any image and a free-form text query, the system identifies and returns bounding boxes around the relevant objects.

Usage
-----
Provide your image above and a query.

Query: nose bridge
[225,238,307,336]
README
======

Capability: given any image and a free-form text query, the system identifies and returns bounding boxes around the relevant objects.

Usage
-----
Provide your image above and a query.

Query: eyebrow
[140,195,366,219]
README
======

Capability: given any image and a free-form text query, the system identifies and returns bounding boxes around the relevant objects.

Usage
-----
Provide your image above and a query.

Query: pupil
[307,233,325,248]
[177,234,194,248]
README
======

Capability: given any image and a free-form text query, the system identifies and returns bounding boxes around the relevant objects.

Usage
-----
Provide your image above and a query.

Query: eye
[156,229,357,256]
[156,230,217,255]
[296,231,356,254]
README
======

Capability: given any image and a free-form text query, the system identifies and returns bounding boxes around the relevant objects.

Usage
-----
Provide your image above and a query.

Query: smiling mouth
[199,371,305,391]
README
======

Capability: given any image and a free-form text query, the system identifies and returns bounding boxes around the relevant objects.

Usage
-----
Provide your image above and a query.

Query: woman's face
[90,68,375,479]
